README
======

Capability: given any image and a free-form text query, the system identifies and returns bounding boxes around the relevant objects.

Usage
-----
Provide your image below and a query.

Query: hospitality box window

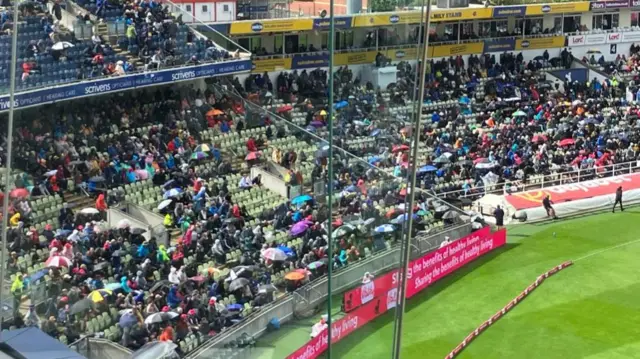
[593,13,619,30]
[632,12,640,27]
[479,20,507,38]
[516,17,543,35]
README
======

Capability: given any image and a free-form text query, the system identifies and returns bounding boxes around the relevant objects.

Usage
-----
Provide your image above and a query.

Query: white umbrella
[261,248,287,261]
[117,219,131,229]
[45,256,72,268]
[157,199,173,210]
[51,41,74,51]
[44,170,58,177]
[144,312,178,324]
[80,208,99,214]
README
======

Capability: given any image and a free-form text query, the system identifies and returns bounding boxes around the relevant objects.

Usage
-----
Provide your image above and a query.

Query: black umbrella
[232,265,255,278]
[229,278,249,292]
[94,262,110,271]
[442,211,459,220]
[131,228,147,235]
[150,280,172,293]
[224,217,242,224]
[258,284,277,294]
[111,249,125,257]
[70,298,94,315]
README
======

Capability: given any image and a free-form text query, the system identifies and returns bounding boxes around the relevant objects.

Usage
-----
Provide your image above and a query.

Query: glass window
[202,5,208,12]
[185,4,191,12]
[274,35,283,53]
[478,20,507,38]
[633,12,640,27]
[223,4,229,11]
[554,16,563,32]
[592,13,619,30]
[516,17,543,35]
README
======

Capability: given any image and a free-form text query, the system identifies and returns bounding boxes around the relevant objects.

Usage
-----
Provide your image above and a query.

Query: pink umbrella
[473,157,487,164]
[135,169,149,180]
[532,134,547,143]
[46,255,72,268]
[245,152,260,161]
[558,138,575,147]
[9,188,29,198]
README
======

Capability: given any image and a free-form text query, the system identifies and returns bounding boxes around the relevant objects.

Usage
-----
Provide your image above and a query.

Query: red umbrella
[558,138,575,147]
[9,188,29,198]
[46,255,72,268]
[245,151,260,161]
[532,134,547,143]
[473,157,487,164]
[392,144,410,153]
[277,105,293,113]
[386,208,404,218]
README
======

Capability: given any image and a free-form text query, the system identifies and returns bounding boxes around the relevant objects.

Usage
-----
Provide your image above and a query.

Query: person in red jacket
[96,193,107,213]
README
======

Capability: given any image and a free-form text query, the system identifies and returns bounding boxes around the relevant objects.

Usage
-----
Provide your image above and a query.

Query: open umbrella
[258,284,277,294]
[52,41,74,50]
[558,138,575,147]
[28,269,48,283]
[277,105,293,113]
[291,194,312,206]
[93,262,110,271]
[475,162,497,169]
[442,211,459,220]
[231,266,255,278]
[70,298,95,315]
[144,312,178,324]
[206,109,224,117]
[191,152,209,160]
[262,248,287,261]
[227,303,243,311]
[158,199,173,211]
[117,219,131,229]
[433,156,450,164]
[417,165,437,173]
[9,188,29,198]
[194,144,211,153]
[80,208,99,214]
[224,217,242,224]
[289,221,310,236]
[392,144,410,153]
[319,109,327,116]
[307,261,325,270]
[131,228,147,235]
[88,289,113,303]
[512,110,527,117]
[105,283,122,291]
[45,256,71,268]
[229,277,250,292]
[374,224,396,234]
[149,280,172,293]
[332,224,356,239]
[435,205,449,213]
[163,188,183,199]
[285,271,305,281]
[245,152,260,161]
[391,214,408,225]
[334,101,348,110]
[532,134,548,143]
[44,170,58,177]
[119,312,138,328]
[89,176,106,183]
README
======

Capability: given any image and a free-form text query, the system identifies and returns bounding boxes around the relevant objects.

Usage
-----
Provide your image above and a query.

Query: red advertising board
[344,226,496,311]
[291,228,507,359]
[505,173,640,210]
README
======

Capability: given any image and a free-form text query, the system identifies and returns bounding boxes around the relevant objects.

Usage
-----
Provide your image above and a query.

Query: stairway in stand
[94,21,144,68]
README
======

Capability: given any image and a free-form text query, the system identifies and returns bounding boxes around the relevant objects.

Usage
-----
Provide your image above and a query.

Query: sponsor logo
[386,288,398,310]
[360,281,375,305]
[520,40,530,48]
[389,15,400,23]
[84,83,111,94]
[541,5,551,12]
[171,71,196,81]
[395,50,405,58]
[251,22,263,32]
[571,36,585,44]
[608,33,621,42]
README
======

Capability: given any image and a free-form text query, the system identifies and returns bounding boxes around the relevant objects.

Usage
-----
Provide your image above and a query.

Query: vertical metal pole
[326,0,335,354]
[391,1,432,358]
[0,0,21,329]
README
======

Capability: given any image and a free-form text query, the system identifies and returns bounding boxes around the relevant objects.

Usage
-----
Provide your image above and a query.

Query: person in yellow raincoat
[164,214,173,228]
[9,212,20,227]
[157,245,170,263]
[11,273,24,310]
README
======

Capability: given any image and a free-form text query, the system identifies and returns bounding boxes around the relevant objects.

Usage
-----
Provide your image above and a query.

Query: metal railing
[70,336,131,359]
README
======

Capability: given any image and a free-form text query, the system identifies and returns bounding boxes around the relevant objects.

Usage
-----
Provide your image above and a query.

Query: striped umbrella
[45,256,71,268]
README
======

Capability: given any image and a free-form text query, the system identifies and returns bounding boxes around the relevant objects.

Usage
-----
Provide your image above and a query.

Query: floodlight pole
[390,0,433,358]
[0,0,21,333]
[326,0,336,355]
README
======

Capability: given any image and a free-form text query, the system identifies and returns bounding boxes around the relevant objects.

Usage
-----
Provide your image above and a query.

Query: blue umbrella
[277,245,294,256]
[227,304,243,311]
[119,313,138,328]
[374,224,396,234]
[344,185,359,193]
[291,194,312,206]
[418,165,437,173]
[29,269,48,283]
[163,188,183,199]
[370,129,381,137]
[334,100,348,109]
[368,156,381,164]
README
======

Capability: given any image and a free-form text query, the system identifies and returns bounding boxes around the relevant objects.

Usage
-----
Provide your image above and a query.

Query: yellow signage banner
[384,47,418,61]
[334,51,377,66]
[431,42,484,58]
[251,58,292,73]
[516,36,566,50]
[230,19,313,35]
[430,8,492,22]
[352,13,418,27]
[526,2,590,15]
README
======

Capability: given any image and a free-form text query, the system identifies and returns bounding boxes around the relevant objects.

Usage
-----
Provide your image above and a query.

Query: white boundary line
[573,238,640,262]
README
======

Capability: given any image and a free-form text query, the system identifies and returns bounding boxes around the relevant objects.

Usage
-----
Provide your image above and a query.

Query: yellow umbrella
[88,289,113,303]
[319,110,327,116]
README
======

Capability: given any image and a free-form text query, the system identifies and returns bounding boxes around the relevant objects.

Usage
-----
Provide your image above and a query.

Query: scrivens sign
[0,59,251,112]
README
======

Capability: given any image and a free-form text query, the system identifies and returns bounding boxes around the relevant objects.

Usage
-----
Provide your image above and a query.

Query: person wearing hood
[9,212,20,227]
[61,242,74,260]
[135,270,147,289]
[114,60,126,76]
[96,193,107,212]
[121,276,132,293]
[24,304,40,328]
[167,285,182,308]
[137,241,150,258]
[168,267,180,284]
[157,245,170,263]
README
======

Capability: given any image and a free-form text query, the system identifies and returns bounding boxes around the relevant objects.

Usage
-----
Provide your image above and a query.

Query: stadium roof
[0,328,87,359]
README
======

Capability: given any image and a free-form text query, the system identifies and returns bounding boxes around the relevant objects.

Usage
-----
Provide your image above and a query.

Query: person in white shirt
[440,236,451,248]
[239,175,252,189]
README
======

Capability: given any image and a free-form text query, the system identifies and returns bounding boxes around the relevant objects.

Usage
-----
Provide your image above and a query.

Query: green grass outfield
[253,208,640,359]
